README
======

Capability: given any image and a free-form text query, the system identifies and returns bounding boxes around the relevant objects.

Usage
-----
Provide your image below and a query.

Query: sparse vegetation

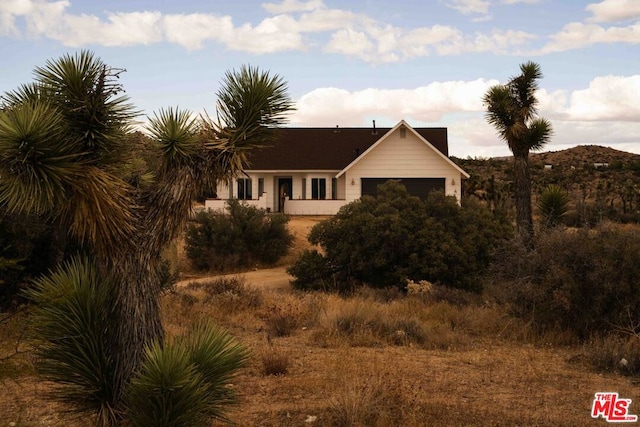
[488,223,640,340]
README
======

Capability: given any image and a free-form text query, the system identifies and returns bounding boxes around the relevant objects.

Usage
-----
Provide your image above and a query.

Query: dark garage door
[361,178,446,200]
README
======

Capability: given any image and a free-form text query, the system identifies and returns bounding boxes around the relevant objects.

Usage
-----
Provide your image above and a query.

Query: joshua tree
[483,61,553,248]
[0,50,293,423]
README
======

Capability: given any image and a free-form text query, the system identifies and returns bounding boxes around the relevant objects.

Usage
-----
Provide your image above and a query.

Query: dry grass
[4,282,640,426]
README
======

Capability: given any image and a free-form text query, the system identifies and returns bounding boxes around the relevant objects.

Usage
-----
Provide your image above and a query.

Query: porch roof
[244,127,448,171]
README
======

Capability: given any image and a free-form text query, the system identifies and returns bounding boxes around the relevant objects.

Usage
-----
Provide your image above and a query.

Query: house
[205,120,470,215]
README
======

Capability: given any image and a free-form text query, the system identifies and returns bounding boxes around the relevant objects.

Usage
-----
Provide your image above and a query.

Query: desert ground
[2,216,640,426]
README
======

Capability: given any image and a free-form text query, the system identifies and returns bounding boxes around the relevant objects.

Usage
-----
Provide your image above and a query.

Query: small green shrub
[287,249,340,291]
[185,200,294,272]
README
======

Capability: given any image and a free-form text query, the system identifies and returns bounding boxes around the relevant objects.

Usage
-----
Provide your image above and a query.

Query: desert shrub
[262,303,302,337]
[289,181,512,292]
[287,249,343,292]
[259,346,290,376]
[586,334,640,377]
[186,277,263,313]
[488,224,640,339]
[185,199,293,271]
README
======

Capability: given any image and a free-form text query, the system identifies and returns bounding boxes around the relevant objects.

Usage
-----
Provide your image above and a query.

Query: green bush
[185,199,293,271]
[289,181,512,291]
[489,224,640,339]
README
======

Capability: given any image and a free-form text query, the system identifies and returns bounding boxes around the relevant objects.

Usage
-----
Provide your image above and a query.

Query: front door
[277,178,292,212]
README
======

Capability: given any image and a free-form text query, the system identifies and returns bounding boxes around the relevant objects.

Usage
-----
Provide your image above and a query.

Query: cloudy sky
[1,0,639,157]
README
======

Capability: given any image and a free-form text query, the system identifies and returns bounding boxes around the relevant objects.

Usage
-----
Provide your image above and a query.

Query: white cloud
[262,0,325,14]
[162,14,233,50]
[291,79,499,126]
[564,75,640,121]
[586,0,640,23]
[542,21,640,53]
[446,0,490,15]
[229,15,306,53]
[2,0,539,61]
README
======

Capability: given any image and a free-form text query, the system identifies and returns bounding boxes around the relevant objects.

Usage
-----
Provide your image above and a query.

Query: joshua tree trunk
[513,153,534,248]
[110,258,164,411]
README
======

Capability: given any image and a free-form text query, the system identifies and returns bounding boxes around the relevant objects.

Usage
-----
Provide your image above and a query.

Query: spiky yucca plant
[126,323,249,427]
[538,184,570,227]
[25,257,119,426]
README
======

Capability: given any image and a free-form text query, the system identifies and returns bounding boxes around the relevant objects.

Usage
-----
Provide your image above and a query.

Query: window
[311,178,326,200]
[332,178,337,200]
[258,178,264,196]
[302,178,306,199]
[237,178,252,200]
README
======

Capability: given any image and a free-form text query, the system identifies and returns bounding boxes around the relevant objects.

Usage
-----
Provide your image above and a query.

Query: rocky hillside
[453,145,640,224]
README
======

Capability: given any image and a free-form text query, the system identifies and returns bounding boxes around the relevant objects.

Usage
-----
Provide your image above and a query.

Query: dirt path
[176,266,293,291]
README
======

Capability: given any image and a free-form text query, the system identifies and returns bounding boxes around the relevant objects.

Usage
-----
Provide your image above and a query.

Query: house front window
[237,178,252,200]
[311,178,326,200]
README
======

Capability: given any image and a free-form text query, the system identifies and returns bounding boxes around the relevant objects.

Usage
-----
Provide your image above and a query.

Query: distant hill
[453,145,640,224]
[531,145,640,167]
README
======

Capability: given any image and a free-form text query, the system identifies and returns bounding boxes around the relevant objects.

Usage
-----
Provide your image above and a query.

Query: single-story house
[205,120,469,215]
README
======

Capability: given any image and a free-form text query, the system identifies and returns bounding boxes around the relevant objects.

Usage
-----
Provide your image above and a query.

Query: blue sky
[1,0,639,157]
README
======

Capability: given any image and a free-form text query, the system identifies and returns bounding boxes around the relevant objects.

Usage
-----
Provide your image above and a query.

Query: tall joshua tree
[0,51,293,423]
[483,61,553,248]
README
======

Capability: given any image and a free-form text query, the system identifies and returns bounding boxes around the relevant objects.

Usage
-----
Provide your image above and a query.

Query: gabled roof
[336,120,470,179]
[245,125,449,171]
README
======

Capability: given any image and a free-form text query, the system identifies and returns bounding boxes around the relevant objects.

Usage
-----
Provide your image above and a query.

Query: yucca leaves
[147,107,200,170]
[25,257,119,426]
[213,64,294,150]
[538,184,570,227]
[126,323,249,427]
[0,101,76,215]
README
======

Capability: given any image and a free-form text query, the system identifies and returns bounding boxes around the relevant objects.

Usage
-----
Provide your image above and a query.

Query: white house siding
[344,128,463,203]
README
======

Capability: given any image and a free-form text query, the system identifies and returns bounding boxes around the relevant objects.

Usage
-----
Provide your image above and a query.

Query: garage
[361,178,446,200]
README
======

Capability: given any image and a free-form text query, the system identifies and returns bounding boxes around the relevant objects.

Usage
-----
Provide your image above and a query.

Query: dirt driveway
[176,266,292,291]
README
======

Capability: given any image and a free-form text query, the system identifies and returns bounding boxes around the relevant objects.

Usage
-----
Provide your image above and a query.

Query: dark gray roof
[245,127,448,171]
